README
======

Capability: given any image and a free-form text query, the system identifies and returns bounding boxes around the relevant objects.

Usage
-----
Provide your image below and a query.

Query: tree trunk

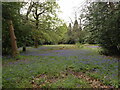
[34,38,38,48]
[8,20,18,57]
[23,46,26,51]
[34,18,39,48]
[23,43,26,52]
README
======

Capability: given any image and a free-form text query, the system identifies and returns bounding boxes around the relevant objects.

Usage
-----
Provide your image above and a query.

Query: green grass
[3,56,74,88]
[48,75,91,88]
[2,44,119,88]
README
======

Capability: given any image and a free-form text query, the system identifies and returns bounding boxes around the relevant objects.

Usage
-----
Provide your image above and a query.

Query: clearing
[2,45,119,88]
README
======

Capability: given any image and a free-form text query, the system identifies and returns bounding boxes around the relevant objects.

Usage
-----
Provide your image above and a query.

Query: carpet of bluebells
[2,45,119,88]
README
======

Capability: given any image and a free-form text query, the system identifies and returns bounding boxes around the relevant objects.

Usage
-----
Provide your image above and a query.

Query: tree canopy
[84,2,120,55]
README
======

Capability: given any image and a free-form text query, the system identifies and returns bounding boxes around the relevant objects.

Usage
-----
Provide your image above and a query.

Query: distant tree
[56,23,68,44]
[68,23,72,36]
[67,23,74,44]
[67,19,82,44]
[72,20,80,43]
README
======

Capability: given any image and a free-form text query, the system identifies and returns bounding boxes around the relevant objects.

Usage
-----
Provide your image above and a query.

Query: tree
[67,23,74,44]
[84,2,120,55]
[8,20,18,57]
[25,1,60,48]
[2,2,34,55]
[67,19,83,44]
[72,19,80,43]
[2,2,24,56]
[56,23,68,44]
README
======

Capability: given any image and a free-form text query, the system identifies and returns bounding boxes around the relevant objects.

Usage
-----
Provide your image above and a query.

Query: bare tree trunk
[34,18,39,48]
[23,43,26,52]
[34,39,38,48]
[8,20,18,57]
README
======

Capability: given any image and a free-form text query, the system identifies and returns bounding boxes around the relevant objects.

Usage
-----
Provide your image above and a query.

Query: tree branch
[33,12,37,19]
[26,2,35,20]
[38,10,46,16]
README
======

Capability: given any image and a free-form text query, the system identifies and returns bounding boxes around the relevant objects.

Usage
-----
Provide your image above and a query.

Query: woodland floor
[2,44,119,88]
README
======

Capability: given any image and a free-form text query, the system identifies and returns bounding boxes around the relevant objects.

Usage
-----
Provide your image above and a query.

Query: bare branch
[69,17,73,24]
[33,12,37,19]
[38,10,46,16]
[26,1,35,20]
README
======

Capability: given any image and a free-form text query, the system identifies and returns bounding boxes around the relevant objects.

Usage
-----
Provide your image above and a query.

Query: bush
[75,43,84,48]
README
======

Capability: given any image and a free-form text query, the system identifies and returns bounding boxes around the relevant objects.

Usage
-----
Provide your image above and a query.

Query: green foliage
[84,2,120,55]
[66,19,86,44]
[2,2,24,55]
[2,2,34,55]
[75,43,84,48]
[16,19,34,47]
[2,1,66,55]
[55,23,68,44]
[24,1,66,45]
[78,30,87,44]
[2,2,23,20]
